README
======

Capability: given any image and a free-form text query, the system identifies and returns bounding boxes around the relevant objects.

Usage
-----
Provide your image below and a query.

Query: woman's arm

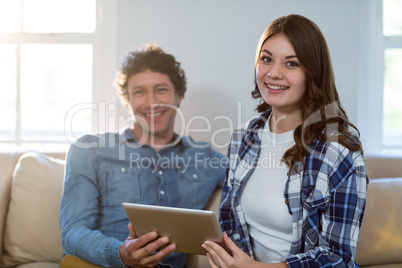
[284,146,367,267]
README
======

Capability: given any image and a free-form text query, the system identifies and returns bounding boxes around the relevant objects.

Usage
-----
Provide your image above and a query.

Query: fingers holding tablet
[120,228,176,268]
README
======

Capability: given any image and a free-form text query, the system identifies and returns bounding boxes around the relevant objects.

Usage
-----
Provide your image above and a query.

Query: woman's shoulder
[305,140,365,186]
[308,139,362,160]
[306,140,365,173]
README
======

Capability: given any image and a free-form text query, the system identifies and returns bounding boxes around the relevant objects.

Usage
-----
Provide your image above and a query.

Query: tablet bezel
[122,202,225,255]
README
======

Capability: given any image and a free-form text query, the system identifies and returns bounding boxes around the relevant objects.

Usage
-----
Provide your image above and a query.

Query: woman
[202,14,367,267]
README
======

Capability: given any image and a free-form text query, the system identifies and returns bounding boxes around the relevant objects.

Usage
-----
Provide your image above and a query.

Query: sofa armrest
[365,156,402,179]
[355,177,402,267]
[0,170,12,262]
[0,153,21,262]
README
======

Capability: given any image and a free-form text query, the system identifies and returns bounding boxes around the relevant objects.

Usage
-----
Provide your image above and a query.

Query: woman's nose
[268,63,283,79]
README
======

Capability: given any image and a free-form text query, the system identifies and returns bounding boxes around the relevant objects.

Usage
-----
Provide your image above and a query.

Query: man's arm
[60,136,178,268]
[59,138,126,267]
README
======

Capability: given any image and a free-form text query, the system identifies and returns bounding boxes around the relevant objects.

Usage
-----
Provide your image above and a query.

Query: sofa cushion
[355,178,402,267]
[2,152,65,267]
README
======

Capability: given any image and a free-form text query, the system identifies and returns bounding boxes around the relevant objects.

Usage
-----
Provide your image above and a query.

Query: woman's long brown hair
[252,14,364,174]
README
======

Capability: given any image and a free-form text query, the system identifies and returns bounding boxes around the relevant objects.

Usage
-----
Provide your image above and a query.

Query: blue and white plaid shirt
[220,110,367,267]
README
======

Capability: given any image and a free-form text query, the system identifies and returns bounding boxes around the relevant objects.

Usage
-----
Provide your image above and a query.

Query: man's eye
[132,90,143,96]
[157,88,168,93]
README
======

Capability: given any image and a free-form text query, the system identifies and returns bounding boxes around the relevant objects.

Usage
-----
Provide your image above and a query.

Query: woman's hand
[202,232,260,268]
[202,233,287,268]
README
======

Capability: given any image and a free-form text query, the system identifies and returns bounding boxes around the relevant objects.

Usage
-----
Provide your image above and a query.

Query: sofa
[0,151,401,268]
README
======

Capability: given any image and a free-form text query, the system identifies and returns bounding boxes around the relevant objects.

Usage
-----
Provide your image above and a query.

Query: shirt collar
[247,109,271,143]
[119,128,137,145]
[250,109,270,131]
[118,127,188,149]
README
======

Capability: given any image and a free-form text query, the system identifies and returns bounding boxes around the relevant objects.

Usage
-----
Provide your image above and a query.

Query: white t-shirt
[240,120,295,263]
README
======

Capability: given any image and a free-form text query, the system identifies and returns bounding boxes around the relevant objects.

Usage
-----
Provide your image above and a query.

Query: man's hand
[120,223,176,268]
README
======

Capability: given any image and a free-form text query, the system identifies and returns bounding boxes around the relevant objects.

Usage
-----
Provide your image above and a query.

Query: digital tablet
[122,203,225,255]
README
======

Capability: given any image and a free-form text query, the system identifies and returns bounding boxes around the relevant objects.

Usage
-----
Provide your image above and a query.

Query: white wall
[115,0,360,151]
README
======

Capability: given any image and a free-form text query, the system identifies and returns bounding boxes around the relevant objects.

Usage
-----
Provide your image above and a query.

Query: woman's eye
[286,61,299,67]
[260,56,272,63]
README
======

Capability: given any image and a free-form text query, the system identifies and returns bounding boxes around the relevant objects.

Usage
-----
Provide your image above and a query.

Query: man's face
[127,69,182,139]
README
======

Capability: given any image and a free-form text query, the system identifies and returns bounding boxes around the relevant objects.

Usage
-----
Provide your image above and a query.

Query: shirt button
[229,179,233,184]
[121,168,126,172]
[287,172,290,176]
[158,170,163,175]
[192,174,198,179]
[160,190,165,195]
[285,200,289,205]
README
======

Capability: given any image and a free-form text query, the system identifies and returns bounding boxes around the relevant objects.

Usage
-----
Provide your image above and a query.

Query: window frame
[357,0,402,156]
[0,0,118,149]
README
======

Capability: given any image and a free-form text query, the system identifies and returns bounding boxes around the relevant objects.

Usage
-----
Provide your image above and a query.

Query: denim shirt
[59,128,227,268]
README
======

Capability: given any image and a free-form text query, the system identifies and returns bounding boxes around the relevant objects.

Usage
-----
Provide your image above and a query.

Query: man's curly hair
[114,44,187,109]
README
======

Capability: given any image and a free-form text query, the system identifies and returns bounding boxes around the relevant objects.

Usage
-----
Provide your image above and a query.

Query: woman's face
[256,33,307,115]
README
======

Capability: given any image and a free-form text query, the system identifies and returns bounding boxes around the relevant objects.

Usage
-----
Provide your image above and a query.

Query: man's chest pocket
[177,166,215,206]
[99,165,142,206]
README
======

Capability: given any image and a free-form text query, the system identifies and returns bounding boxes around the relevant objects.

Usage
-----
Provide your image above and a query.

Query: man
[59,44,226,268]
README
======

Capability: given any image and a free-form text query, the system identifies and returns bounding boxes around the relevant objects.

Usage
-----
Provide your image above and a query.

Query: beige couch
[0,151,401,268]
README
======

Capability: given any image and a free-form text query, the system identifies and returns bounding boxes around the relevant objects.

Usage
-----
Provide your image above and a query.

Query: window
[0,0,117,150]
[358,0,402,156]
[383,0,402,152]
